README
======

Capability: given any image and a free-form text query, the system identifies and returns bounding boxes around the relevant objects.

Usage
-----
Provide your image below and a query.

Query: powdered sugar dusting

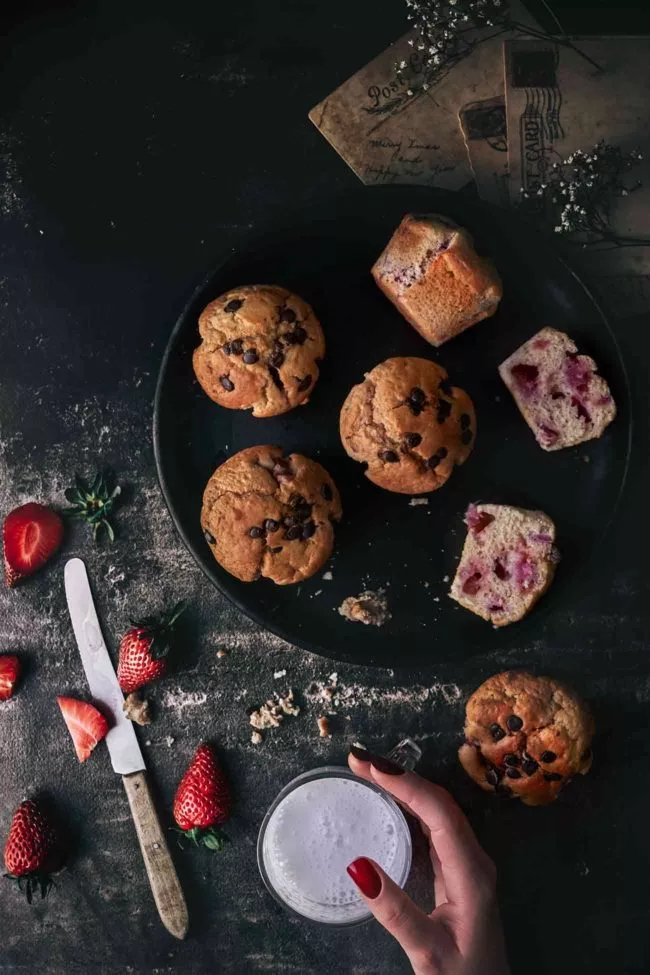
[306,676,462,713]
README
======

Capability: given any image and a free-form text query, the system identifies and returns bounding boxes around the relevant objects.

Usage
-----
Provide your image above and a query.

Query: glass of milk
[257,766,413,925]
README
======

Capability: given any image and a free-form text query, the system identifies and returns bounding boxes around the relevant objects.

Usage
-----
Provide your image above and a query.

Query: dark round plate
[153,186,631,669]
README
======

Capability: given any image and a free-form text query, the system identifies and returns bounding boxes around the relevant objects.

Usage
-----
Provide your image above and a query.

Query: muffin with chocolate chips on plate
[339,356,475,494]
[458,671,594,806]
[193,285,325,418]
[201,445,342,585]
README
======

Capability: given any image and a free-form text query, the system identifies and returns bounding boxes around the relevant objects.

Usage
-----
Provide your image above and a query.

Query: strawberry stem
[63,470,121,545]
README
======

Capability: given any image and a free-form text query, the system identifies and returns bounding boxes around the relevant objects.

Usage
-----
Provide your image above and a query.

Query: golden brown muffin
[339,356,475,494]
[458,670,594,806]
[449,503,560,627]
[193,285,325,418]
[372,214,502,347]
[201,445,342,585]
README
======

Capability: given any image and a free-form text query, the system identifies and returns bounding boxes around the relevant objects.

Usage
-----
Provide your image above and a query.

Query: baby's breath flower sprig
[519,141,650,248]
[395,0,602,99]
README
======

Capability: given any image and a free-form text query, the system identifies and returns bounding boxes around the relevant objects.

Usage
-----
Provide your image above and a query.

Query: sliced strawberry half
[56,696,110,762]
[0,655,20,701]
[3,503,64,587]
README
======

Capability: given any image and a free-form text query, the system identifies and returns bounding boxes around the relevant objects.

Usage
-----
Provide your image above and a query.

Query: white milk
[260,773,411,923]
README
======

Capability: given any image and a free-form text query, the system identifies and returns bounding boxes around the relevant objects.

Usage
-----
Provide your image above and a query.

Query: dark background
[0,1,648,973]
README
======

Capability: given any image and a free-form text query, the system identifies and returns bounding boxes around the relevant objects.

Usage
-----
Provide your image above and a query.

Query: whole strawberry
[117,601,186,694]
[4,799,65,903]
[0,655,21,701]
[3,503,64,587]
[173,743,231,851]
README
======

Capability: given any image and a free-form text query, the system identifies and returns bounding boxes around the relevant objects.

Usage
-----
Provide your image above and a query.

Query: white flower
[408,39,414,45]
[399,60,407,69]
[433,54,442,64]
[423,82,430,90]
[621,188,628,196]
[407,89,414,96]
[554,226,563,233]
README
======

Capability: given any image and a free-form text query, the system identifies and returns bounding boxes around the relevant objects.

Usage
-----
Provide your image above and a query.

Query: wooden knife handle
[122,770,189,940]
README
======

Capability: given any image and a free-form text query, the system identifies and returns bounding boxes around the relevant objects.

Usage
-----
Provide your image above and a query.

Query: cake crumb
[250,689,300,731]
[273,669,287,679]
[582,455,590,464]
[409,497,429,506]
[122,692,152,726]
[251,730,263,745]
[443,574,450,583]
[322,571,333,581]
[317,716,332,738]
[216,648,228,659]
[338,590,390,626]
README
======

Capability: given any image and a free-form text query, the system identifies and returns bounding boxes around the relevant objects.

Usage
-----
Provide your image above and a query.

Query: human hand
[347,748,510,975]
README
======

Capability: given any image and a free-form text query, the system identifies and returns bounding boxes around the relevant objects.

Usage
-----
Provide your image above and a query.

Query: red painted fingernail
[347,857,382,899]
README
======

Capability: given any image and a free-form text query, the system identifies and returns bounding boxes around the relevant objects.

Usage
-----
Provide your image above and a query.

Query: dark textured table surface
[1,2,649,973]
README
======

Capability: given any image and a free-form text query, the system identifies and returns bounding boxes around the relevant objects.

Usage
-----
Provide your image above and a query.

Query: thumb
[347,857,431,955]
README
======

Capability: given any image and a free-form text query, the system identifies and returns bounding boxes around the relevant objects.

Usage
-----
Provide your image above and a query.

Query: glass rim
[256,765,412,927]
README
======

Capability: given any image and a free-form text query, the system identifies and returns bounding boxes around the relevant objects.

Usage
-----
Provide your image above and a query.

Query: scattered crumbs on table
[273,669,287,679]
[322,571,333,581]
[433,596,440,603]
[314,589,322,596]
[443,574,450,583]
[249,689,300,731]
[338,589,390,627]
[423,581,430,588]
[495,394,501,402]
[165,736,175,748]
[583,455,591,464]
[317,715,332,738]
[216,648,228,658]
[409,497,429,506]
[122,692,152,726]
[251,730,263,746]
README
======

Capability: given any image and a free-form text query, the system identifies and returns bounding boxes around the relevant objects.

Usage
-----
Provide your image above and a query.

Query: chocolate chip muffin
[193,285,325,418]
[339,356,476,494]
[458,671,594,806]
[201,445,342,585]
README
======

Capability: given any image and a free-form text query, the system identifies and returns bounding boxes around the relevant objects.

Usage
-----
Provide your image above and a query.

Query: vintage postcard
[459,95,509,207]
[504,37,650,278]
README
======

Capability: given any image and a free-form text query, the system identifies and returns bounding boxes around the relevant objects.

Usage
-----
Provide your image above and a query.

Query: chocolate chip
[321,483,333,501]
[409,387,426,404]
[505,768,522,779]
[301,521,316,540]
[203,528,215,544]
[460,428,473,445]
[543,772,562,782]
[284,514,300,527]
[268,366,284,390]
[269,546,283,554]
[219,375,235,391]
[522,759,538,776]
[296,375,312,392]
[379,449,399,463]
[269,346,285,369]
[540,750,557,764]
[243,350,258,364]
[506,715,523,732]
[289,494,306,508]
[489,723,505,741]
[427,447,449,469]
[439,378,453,396]
[223,342,232,355]
[437,398,452,423]
[485,768,500,787]
[504,753,520,767]
[284,525,301,541]
[248,526,264,539]
[405,433,422,448]
[225,299,243,313]
[460,413,471,428]
[279,307,296,324]
[230,338,244,355]
[264,519,280,533]
[285,326,307,345]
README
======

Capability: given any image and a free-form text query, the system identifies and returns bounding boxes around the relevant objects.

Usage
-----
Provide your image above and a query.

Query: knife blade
[64,557,188,939]
[64,557,145,775]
